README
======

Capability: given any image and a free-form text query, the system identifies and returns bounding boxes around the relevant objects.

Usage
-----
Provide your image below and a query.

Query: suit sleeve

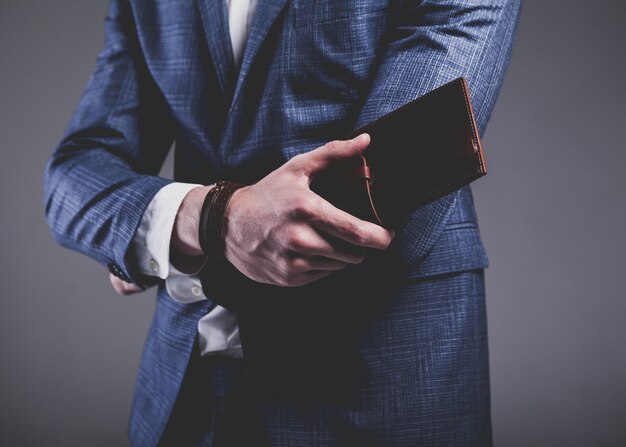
[353,0,521,260]
[44,0,174,285]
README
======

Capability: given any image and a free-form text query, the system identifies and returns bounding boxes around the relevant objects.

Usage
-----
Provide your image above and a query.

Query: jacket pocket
[403,225,489,279]
[402,185,488,278]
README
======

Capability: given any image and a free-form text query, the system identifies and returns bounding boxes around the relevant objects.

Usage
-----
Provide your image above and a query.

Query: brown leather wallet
[310,77,486,228]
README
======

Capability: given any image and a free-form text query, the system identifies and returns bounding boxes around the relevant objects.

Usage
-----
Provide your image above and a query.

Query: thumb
[293,133,370,177]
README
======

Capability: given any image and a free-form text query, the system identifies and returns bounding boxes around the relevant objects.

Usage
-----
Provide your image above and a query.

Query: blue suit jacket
[44,0,520,445]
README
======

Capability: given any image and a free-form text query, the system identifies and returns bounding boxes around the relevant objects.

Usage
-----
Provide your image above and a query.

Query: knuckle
[348,224,367,245]
[324,140,342,152]
[282,227,298,245]
[284,228,308,249]
[286,154,308,175]
[289,196,315,219]
[290,257,307,272]
[289,153,305,166]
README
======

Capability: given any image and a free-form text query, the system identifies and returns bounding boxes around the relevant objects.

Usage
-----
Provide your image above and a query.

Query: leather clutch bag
[310,77,486,228]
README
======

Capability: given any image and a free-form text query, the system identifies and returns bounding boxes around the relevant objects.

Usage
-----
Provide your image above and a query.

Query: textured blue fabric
[159,271,490,447]
[246,270,492,447]
[43,0,521,445]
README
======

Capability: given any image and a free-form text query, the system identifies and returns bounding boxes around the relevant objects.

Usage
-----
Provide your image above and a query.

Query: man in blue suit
[45,0,521,445]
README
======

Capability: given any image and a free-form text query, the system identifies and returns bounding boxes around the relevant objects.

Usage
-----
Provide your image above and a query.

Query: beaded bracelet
[198,181,244,258]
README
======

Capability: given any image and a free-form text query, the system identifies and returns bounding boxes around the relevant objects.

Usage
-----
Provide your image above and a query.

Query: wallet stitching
[458,80,485,173]
[352,78,485,190]
[461,81,487,175]
[364,177,384,226]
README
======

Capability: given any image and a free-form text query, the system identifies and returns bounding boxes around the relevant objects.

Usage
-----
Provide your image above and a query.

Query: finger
[291,133,370,177]
[287,228,365,264]
[290,255,349,273]
[309,198,395,249]
[283,269,334,288]
[109,273,143,296]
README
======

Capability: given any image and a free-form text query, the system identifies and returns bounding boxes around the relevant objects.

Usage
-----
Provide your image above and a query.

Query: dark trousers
[159,347,270,447]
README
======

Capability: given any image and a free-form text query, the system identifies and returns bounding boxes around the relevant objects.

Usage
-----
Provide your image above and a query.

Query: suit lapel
[229,0,289,112]
[196,0,238,103]
[196,0,290,144]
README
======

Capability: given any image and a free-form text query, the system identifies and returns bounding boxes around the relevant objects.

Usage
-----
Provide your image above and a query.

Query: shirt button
[191,286,203,297]
[149,259,159,273]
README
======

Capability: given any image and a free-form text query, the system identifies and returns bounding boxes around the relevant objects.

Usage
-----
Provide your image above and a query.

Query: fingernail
[353,133,369,143]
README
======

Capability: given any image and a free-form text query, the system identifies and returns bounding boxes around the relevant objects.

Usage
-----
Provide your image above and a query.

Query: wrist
[198,181,245,258]
[171,185,214,257]
[222,186,246,238]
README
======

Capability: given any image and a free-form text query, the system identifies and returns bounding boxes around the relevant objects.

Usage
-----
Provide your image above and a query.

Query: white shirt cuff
[130,182,202,280]
[165,263,207,304]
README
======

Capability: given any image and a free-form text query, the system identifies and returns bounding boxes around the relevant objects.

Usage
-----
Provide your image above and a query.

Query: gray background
[1,0,624,445]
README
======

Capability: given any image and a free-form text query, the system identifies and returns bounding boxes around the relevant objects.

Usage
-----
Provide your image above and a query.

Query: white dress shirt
[130,0,259,358]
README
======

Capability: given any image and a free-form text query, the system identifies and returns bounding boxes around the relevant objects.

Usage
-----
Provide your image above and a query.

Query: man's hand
[168,134,394,288]
[109,273,143,296]
[222,134,395,287]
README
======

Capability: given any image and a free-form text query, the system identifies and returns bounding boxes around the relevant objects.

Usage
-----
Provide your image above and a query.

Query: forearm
[356,0,521,132]
[44,147,172,283]
[351,0,521,263]
[44,0,175,283]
